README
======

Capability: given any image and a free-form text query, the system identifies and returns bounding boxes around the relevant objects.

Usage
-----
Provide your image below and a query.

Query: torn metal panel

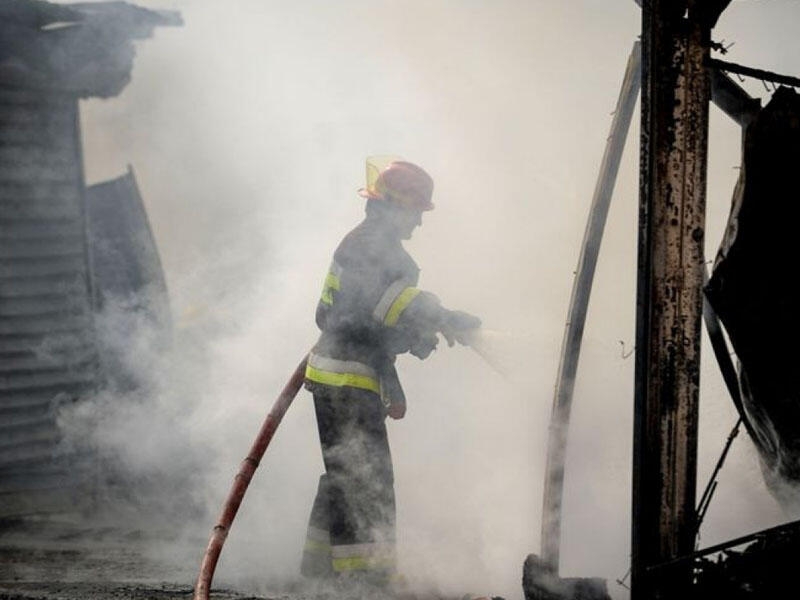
[86,167,171,331]
[705,86,800,509]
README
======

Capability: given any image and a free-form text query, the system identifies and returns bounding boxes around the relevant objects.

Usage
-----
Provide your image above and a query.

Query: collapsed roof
[0,0,182,98]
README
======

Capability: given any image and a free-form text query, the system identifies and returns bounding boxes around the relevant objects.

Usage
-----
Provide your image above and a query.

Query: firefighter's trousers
[301,389,396,582]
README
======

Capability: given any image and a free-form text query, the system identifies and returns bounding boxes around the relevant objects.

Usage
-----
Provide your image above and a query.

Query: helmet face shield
[364,155,401,197]
[358,156,434,211]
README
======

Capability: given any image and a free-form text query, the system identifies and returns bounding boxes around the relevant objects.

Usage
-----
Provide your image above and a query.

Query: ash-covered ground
[0,515,217,600]
[0,515,488,600]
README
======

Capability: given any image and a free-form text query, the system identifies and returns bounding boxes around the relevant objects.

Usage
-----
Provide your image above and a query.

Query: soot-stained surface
[0,516,492,600]
[0,516,249,600]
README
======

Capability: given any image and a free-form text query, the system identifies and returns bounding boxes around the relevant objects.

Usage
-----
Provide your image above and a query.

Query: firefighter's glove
[440,310,482,347]
[410,331,439,359]
[380,367,406,420]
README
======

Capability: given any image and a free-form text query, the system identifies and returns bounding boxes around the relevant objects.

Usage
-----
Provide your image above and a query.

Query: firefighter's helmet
[358,156,434,211]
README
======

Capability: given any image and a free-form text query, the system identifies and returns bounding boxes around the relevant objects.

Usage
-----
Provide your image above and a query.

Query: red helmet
[358,159,434,211]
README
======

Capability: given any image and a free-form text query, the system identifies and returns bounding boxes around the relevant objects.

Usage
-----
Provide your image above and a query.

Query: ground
[0,516,486,600]
[0,515,209,600]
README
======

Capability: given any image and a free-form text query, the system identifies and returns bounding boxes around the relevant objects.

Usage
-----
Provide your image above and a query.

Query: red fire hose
[193,355,308,600]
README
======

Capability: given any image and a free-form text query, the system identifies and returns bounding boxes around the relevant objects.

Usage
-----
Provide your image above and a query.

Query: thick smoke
[54,1,800,599]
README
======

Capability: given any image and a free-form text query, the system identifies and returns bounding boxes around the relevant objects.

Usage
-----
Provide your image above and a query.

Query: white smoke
[52,1,800,599]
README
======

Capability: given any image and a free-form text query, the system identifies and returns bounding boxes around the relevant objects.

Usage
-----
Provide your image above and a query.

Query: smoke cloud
[51,1,800,599]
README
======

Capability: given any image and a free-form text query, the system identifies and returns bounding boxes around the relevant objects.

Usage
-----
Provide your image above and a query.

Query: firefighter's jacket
[305,212,445,417]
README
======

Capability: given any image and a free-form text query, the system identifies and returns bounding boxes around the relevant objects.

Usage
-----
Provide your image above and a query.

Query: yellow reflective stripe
[308,353,377,378]
[303,526,331,556]
[325,272,341,290]
[332,557,370,572]
[304,539,331,554]
[320,272,341,306]
[305,365,380,394]
[373,279,409,322]
[384,287,421,326]
[332,556,394,572]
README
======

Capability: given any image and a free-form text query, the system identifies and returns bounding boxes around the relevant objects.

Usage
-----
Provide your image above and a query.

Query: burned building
[0,1,179,517]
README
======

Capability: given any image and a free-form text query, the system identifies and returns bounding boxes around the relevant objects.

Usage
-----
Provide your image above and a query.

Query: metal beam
[632,1,712,598]
[539,41,641,574]
[534,0,753,583]
[710,69,760,127]
[634,0,758,127]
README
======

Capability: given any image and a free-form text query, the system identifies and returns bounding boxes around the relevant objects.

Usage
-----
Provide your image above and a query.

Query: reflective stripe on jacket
[305,352,380,395]
[319,261,343,306]
[372,278,421,326]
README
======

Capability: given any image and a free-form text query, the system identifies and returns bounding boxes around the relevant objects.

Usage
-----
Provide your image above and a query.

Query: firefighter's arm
[372,281,481,353]
[394,289,481,347]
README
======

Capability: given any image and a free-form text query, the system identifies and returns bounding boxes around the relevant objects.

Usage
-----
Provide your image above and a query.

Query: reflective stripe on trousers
[303,391,397,581]
[304,525,331,555]
[331,541,396,573]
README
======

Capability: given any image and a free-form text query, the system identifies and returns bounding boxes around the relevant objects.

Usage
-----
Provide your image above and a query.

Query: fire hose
[192,355,308,600]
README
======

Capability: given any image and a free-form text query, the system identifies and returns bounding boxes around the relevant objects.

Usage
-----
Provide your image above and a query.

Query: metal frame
[538,1,760,592]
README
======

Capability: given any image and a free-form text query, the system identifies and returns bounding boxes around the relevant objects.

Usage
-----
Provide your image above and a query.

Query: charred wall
[0,85,98,517]
[0,0,179,519]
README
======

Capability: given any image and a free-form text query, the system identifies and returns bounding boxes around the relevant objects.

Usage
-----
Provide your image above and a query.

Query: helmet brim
[357,187,382,200]
[357,188,434,211]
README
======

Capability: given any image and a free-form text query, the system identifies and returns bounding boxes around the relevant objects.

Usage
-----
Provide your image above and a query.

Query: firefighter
[300,157,481,587]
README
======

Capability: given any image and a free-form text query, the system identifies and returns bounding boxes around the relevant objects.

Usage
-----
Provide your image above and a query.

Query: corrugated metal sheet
[0,84,97,516]
[0,0,179,519]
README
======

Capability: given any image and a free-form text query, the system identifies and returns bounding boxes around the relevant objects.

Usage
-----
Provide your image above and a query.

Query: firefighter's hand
[410,331,439,359]
[440,310,482,347]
